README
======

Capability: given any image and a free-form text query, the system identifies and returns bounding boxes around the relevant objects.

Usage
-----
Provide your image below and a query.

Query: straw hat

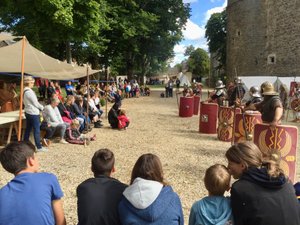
[262,82,278,96]
[24,76,35,84]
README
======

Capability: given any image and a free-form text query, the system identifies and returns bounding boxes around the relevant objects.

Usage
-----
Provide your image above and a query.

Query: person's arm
[52,199,66,225]
[270,106,283,126]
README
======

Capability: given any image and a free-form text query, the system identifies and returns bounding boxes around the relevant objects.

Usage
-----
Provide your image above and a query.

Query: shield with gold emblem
[217,106,241,142]
[234,111,262,143]
[253,124,298,182]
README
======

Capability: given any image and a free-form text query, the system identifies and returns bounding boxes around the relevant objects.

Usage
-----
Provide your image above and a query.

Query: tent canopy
[0,36,99,80]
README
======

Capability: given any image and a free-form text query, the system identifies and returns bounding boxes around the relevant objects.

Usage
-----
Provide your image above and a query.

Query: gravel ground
[1,89,300,224]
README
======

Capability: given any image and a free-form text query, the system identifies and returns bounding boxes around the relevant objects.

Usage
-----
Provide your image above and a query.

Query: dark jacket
[231,167,300,225]
[108,103,121,129]
[77,175,127,225]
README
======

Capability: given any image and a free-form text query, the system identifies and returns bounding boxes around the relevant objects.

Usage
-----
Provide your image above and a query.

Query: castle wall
[226,0,300,80]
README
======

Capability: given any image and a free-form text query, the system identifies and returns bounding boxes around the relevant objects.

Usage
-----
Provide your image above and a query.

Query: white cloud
[205,0,227,21]
[174,44,186,54]
[182,19,205,40]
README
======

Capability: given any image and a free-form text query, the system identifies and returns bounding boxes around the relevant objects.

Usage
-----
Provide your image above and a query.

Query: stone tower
[226,0,300,80]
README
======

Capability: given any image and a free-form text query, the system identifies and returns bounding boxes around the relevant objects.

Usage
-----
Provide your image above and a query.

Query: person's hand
[269,120,278,127]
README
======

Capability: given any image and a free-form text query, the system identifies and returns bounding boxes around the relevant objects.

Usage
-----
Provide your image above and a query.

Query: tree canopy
[0,0,190,80]
[186,47,209,77]
[205,10,226,71]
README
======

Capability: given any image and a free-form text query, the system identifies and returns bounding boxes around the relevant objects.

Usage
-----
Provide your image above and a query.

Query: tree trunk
[66,41,72,64]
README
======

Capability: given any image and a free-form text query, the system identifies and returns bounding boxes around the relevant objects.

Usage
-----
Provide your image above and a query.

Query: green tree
[205,10,226,70]
[0,0,108,63]
[187,48,209,77]
[184,45,195,57]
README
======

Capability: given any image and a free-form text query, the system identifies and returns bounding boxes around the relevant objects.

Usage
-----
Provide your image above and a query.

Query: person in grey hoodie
[189,164,233,225]
[118,153,184,225]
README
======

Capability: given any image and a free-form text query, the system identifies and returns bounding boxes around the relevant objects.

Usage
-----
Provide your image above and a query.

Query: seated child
[66,120,96,145]
[0,141,66,225]
[189,164,233,225]
[117,109,130,130]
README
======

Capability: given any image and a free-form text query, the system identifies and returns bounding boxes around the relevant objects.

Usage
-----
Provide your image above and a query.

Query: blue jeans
[24,113,42,149]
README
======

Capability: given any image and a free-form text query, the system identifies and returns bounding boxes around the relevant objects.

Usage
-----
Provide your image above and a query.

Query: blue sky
[170,0,227,66]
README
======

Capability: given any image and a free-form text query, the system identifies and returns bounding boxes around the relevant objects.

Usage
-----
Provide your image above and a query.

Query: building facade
[226,0,300,79]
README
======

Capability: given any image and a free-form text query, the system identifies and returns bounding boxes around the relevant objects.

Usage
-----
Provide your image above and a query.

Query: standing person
[279,84,289,118]
[23,76,46,152]
[208,80,227,106]
[247,82,283,126]
[228,77,246,106]
[0,141,66,225]
[118,153,184,225]
[244,86,262,107]
[189,164,232,225]
[77,149,127,225]
[225,142,300,225]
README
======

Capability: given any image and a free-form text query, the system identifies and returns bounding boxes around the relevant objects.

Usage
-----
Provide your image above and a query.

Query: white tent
[178,72,191,86]
[0,35,99,80]
[241,76,300,92]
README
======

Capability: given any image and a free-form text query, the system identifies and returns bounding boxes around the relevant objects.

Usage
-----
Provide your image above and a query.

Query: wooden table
[0,111,26,144]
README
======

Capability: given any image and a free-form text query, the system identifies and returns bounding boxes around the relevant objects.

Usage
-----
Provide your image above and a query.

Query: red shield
[199,101,218,134]
[217,107,241,142]
[234,112,262,143]
[253,124,298,182]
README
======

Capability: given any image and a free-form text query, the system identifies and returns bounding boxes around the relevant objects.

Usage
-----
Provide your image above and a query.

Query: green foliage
[184,45,195,57]
[186,48,210,77]
[0,0,190,78]
[205,10,227,70]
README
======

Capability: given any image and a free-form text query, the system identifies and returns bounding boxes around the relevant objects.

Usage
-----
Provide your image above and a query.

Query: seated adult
[65,95,84,131]
[41,98,69,144]
[108,102,121,129]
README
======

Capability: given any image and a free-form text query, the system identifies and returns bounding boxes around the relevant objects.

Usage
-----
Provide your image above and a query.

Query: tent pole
[86,66,90,130]
[105,67,108,118]
[18,36,26,141]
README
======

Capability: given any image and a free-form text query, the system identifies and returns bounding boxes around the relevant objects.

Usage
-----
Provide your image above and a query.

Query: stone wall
[226,0,300,80]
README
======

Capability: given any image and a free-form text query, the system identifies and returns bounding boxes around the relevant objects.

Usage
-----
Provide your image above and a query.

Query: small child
[0,141,66,225]
[117,109,130,130]
[66,120,96,145]
[189,164,233,225]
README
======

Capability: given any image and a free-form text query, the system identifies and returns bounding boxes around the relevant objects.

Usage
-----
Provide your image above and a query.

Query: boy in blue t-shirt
[0,141,66,225]
[189,164,233,225]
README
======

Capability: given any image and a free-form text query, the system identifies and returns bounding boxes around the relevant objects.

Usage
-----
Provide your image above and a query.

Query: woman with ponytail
[225,142,300,225]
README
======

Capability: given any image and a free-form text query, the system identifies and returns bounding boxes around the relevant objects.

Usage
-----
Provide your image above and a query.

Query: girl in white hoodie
[118,153,184,225]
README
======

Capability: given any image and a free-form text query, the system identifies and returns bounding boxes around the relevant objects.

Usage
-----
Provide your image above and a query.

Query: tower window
[267,54,276,64]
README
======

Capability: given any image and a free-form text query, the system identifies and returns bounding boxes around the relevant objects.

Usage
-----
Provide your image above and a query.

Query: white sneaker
[37,147,48,152]
[59,139,68,144]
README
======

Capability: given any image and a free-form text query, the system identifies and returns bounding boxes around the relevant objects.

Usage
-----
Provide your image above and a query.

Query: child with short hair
[117,109,130,130]
[0,141,66,225]
[189,164,233,225]
[66,120,96,145]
